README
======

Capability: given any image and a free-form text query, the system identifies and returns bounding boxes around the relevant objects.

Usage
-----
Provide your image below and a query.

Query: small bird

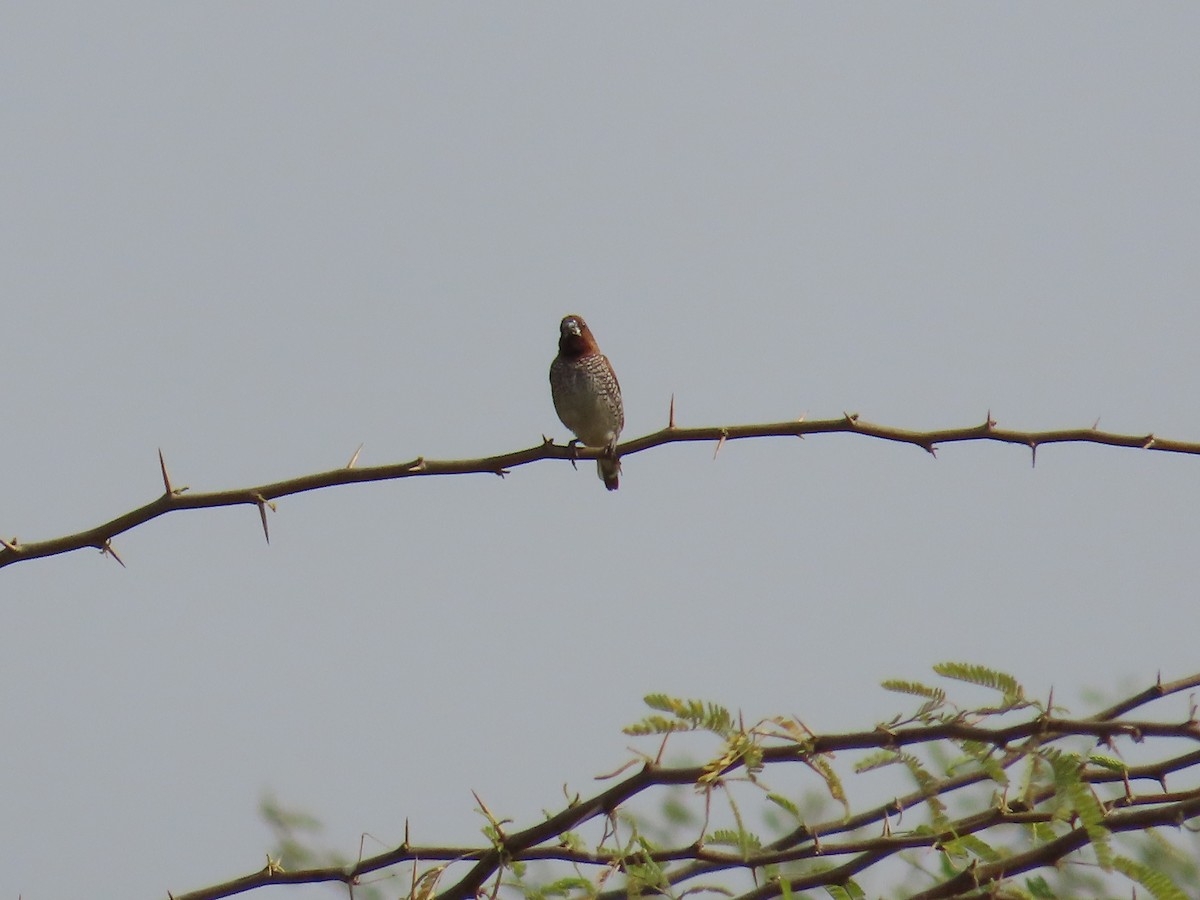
[549,315,624,490]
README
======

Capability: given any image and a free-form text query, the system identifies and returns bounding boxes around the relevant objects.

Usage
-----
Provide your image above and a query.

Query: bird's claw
[567,439,580,471]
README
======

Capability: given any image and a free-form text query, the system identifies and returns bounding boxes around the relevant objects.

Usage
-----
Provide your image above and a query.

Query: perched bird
[549,314,624,490]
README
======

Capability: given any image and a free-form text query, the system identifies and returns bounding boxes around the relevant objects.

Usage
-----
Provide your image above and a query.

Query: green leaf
[932,662,1024,703]
[638,694,734,735]
[1046,749,1082,818]
[710,828,762,851]
[1112,855,1189,900]
[643,693,678,713]
[944,832,1001,863]
[1030,820,1059,843]
[700,733,761,785]
[1024,874,1057,898]
[662,793,695,827]
[881,679,946,702]
[624,715,691,736]
[1087,753,1127,772]
[766,793,803,822]
[954,739,1008,784]
[537,877,595,898]
[623,836,670,895]
[556,830,584,852]
[854,749,900,773]
[807,754,849,818]
[823,882,865,900]
[1045,749,1112,868]
[895,751,947,825]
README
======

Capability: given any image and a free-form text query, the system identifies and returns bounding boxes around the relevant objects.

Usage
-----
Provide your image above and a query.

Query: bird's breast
[550,356,623,448]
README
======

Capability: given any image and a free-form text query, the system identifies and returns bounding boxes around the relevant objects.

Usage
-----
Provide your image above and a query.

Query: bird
[549,314,624,491]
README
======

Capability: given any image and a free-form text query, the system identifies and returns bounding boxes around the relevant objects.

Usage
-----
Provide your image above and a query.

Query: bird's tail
[597,456,620,491]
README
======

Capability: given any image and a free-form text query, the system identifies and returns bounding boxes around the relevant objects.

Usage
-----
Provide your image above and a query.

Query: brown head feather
[557,315,601,358]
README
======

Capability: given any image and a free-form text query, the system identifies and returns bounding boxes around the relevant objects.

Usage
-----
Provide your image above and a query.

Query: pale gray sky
[2,5,1198,897]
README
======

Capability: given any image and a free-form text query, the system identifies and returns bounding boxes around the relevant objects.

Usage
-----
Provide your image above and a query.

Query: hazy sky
[2,5,1198,897]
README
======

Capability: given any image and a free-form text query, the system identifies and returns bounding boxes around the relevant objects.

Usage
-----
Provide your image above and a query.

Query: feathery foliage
[174,667,1200,900]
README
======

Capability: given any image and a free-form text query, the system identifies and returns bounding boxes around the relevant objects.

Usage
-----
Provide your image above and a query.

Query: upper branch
[4,413,1198,569]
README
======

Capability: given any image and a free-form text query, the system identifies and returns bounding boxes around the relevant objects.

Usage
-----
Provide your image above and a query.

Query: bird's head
[558,314,599,357]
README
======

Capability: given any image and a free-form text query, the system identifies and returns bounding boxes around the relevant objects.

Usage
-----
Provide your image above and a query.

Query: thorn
[1092,417,1101,431]
[346,443,363,469]
[1,537,18,552]
[407,457,427,473]
[713,430,727,460]
[356,831,371,865]
[253,494,273,544]
[1029,442,1038,468]
[471,790,506,837]
[158,448,173,495]
[560,783,581,807]
[595,757,643,780]
[668,393,676,429]
[1143,434,1156,449]
[985,410,996,430]
[842,411,859,424]
[404,818,410,846]
[654,733,670,767]
[101,540,126,568]
[541,434,554,446]
[493,468,509,478]
[924,444,938,458]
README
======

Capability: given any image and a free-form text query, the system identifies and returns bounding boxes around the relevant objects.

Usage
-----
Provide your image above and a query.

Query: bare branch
[5,415,1200,569]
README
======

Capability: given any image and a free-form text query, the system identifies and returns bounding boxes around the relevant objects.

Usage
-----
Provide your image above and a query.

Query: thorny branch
[2,412,1197,569]
[170,672,1200,900]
